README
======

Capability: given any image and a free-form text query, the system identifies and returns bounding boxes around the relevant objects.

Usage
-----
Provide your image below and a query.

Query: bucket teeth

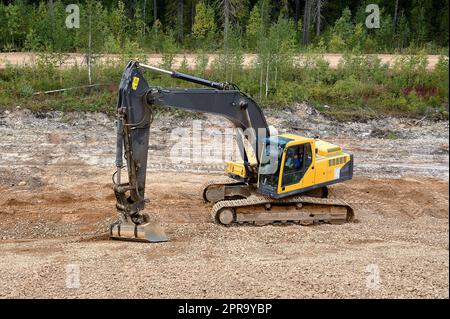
[110,221,168,243]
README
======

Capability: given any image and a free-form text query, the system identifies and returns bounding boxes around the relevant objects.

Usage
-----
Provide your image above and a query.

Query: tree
[108,0,129,49]
[134,5,147,44]
[245,4,261,49]
[4,3,20,50]
[177,0,184,42]
[268,17,297,89]
[251,0,271,100]
[49,0,54,20]
[142,0,150,37]
[246,0,270,50]
[74,1,108,82]
[192,1,216,47]
[315,0,323,37]
[328,7,353,52]
[234,0,249,29]
[375,11,394,51]
[413,6,427,45]
[410,0,433,46]
[279,0,289,18]
[302,0,311,45]
[294,0,300,26]
[393,0,399,33]
[394,10,410,50]
[0,0,447,54]
[216,0,241,80]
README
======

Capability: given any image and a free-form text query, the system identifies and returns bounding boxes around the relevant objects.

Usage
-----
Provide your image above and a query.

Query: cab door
[278,142,315,194]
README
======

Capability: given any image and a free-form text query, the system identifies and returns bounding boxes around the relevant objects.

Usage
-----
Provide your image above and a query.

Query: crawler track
[210,193,354,226]
[203,177,353,226]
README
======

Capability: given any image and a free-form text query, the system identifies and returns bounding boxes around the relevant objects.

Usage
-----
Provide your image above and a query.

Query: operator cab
[256,134,353,199]
[258,135,314,198]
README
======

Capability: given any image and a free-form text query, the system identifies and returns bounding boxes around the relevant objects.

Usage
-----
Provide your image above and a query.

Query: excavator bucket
[110,221,168,243]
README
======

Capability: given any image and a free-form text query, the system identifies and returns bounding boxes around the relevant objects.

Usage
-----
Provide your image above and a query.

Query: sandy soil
[0,105,448,298]
[0,52,445,70]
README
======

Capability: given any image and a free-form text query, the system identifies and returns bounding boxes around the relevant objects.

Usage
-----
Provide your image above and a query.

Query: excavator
[110,61,354,242]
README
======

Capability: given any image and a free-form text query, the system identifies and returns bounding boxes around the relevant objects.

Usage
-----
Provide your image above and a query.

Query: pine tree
[410,0,433,46]
[245,4,261,50]
[394,10,410,50]
[192,1,216,48]
[109,0,129,49]
[328,7,353,52]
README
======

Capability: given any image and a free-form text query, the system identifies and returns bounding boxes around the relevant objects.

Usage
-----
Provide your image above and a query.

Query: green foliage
[410,0,433,45]
[18,79,34,97]
[192,1,216,49]
[394,11,410,50]
[194,50,209,78]
[74,1,108,53]
[211,24,244,82]
[267,17,297,84]
[337,54,388,84]
[108,0,129,50]
[300,55,334,84]
[0,0,447,54]
[433,56,450,99]
[390,52,429,92]
[133,5,147,45]
[0,52,448,121]
[328,8,354,52]
[0,0,448,121]
[4,3,21,50]
[245,4,261,50]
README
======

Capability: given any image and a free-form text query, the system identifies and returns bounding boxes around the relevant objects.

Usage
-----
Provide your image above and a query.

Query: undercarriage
[203,178,353,226]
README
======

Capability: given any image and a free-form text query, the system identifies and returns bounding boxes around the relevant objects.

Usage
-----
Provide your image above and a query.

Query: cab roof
[278,133,314,143]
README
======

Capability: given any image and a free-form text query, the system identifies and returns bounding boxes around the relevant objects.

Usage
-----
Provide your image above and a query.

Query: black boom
[114,60,269,222]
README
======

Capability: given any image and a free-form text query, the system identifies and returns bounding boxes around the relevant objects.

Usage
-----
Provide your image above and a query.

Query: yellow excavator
[110,61,354,242]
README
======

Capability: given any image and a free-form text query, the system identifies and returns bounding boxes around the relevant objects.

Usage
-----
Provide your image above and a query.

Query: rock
[18,181,27,186]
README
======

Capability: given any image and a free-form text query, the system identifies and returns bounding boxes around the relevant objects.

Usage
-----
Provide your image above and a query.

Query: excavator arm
[111,61,269,242]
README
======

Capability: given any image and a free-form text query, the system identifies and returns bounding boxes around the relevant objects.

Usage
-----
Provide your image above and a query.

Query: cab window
[281,143,312,187]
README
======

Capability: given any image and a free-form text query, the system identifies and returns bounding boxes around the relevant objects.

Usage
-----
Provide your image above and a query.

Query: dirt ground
[0,52,445,70]
[0,104,448,298]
